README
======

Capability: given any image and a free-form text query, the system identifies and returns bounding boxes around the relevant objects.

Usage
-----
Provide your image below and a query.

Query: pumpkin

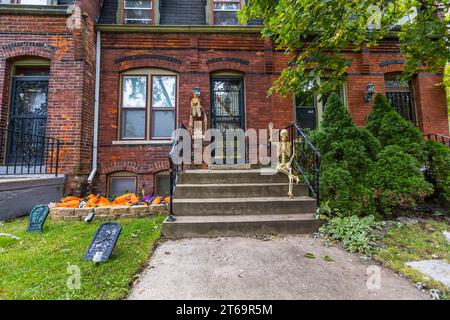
[151,196,162,205]
[112,193,140,206]
[164,196,171,204]
[56,200,80,208]
[85,196,111,208]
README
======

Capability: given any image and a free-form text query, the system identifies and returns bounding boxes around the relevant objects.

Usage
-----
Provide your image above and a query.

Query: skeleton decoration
[268,122,300,198]
[189,93,208,138]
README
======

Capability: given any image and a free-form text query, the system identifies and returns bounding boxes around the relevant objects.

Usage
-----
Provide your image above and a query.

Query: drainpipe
[88,30,101,184]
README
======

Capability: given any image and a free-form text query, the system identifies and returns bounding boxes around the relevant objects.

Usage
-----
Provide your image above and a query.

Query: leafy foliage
[366,94,427,162]
[366,145,434,215]
[316,94,379,215]
[319,215,381,255]
[425,140,450,202]
[239,0,450,96]
[317,95,380,176]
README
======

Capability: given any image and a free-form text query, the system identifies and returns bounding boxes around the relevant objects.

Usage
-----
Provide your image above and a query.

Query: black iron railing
[168,123,187,222]
[286,123,321,206]
[425,133,450,147]
[0,127,60,176]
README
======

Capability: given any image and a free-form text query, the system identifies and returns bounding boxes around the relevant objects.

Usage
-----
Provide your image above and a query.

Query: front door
[211,78,245,164]
[7,76,49,166]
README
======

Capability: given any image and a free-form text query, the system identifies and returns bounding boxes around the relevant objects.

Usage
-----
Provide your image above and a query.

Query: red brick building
[0,0,448,197]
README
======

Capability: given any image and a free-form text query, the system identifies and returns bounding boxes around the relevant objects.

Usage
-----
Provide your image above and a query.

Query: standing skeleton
[268,122,300,198]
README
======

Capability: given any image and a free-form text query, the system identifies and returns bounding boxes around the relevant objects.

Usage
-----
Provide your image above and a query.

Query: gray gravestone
[84,222,122,262]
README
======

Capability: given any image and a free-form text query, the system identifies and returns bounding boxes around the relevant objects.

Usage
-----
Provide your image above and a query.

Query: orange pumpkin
[151,196,162,205]
[56,200,80,208]
[164,196,171,204]
[112,193,140,206]
[60,196,82,203]
[85,196,111,208]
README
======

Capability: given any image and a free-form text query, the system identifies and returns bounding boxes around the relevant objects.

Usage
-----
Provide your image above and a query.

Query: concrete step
[178,169,289,184]
[175,183,309,199]
[172,196,316,216]
[163,213,321,238]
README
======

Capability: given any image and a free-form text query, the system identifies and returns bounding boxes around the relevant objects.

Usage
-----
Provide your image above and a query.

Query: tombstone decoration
[84,222,122,263]
[27,205,50,233]
[84,212,95,223]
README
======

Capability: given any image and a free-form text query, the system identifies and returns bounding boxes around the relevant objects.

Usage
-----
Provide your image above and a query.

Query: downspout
[88,30,101,184]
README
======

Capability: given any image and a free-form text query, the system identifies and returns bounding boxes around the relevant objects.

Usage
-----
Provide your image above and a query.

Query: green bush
[366,145,433,215]
[319,215,381,255]
[317,95,380,177]
[365,94,426,162]
[425,140,450,202]
[320,163,375,216]
[316,94,379,215]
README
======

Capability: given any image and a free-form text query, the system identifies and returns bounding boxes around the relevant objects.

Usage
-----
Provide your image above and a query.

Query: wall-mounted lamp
[365,83,375,102]
[193,86,201,97]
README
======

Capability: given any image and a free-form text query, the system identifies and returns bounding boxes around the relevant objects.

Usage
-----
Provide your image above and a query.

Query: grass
[374,219,450,299]
[0,215,165,300]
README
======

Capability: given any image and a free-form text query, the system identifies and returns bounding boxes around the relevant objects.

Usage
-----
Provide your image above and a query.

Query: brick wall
[95,31,448,195]
[0,1,103,195]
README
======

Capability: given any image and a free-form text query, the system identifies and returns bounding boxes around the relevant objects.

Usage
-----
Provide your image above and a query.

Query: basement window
[154,171,170,195]
[124,0,153,25]
[213,0,241,25]
[108,172,138,197]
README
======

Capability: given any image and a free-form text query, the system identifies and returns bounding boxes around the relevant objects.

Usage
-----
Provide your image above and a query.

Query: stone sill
[0,4,71,16]
[95,24,264,34]
[50,204,167,221]
[112,140,172,146]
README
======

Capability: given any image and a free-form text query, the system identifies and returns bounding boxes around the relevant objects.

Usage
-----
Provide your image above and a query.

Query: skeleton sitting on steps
[268,122,300,198]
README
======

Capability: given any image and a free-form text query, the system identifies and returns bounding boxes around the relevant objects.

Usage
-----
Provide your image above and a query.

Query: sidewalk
[129,236,429,300]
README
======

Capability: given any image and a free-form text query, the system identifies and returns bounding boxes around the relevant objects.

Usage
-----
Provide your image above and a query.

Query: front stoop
[163,169,319,238]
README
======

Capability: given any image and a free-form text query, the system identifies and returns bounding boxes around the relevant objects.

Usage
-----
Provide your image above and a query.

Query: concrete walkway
[129,236,429,300]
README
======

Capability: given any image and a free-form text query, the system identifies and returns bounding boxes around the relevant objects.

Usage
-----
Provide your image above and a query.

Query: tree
[240,0,450,96]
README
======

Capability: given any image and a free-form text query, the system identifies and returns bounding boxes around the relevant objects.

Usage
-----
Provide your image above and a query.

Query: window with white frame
[124,0,153,24]
[120,70,177,140]
[213,0,241,25]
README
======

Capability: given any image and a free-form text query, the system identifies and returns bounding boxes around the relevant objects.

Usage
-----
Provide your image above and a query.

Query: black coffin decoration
[84,222,122,262]
[27,205,50,233]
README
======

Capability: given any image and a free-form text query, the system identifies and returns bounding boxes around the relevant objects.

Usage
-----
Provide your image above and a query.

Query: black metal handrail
[168,123,188,222]
[286,123,321,206]
[425,133,450,147]
[0,127,60,176]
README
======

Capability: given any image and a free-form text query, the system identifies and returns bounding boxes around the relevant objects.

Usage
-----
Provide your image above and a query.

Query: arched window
[384,73,416,124]
[120,68,177,140]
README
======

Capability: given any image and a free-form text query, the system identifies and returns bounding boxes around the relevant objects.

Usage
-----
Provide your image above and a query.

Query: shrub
[317,95,380,177]
[366,145,433,215]
[365,94,426,162]
[319,215,381,255]
[320,163,375,216]
[316,94,379,215]
[425,140,450,202]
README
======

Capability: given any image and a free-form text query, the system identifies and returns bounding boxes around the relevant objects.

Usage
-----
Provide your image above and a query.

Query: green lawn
[0,215,165,300]
[374,220,450,299]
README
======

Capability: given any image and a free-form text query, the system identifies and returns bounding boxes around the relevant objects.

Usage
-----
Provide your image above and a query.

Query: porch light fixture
[193,86,201,97]
[365,83,375,102]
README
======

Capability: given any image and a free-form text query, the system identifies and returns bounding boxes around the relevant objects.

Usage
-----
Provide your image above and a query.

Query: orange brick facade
[0,3,448,196]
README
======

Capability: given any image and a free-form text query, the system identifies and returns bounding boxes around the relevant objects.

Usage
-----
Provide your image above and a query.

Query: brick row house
[0,0,448,198]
